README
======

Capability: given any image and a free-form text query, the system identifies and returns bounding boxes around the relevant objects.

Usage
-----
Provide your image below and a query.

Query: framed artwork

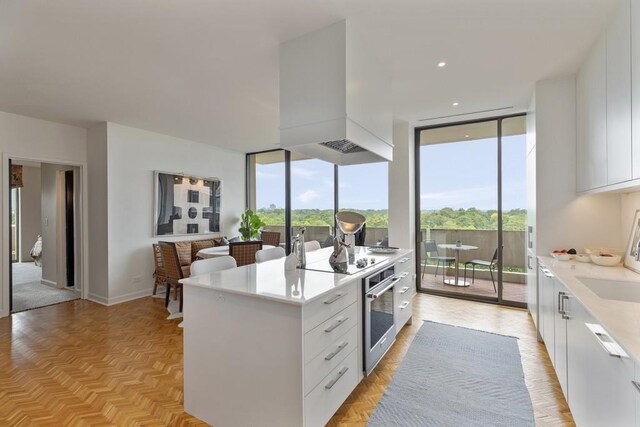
[624,209,640,274]
[154,171,222,236]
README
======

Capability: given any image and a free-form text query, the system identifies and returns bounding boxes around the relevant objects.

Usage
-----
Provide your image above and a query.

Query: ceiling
[0,0,616,153]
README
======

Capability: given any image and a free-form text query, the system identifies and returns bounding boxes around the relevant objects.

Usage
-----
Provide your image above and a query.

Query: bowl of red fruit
[551,248,575,261]
[590,253,621,267]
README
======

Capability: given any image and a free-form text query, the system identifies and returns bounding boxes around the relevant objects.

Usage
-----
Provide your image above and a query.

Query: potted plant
[238,209,266,241]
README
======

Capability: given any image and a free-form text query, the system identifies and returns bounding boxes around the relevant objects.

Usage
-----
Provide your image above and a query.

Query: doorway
[415,115,527,307]
[8,160,80,313]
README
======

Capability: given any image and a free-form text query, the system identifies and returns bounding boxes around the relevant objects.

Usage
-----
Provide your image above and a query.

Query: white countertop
[539,255,640,363]
[181,247,413,306]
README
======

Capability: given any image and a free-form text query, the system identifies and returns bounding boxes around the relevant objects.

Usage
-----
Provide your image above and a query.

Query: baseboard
[87,293,109,305]
[106,288,153,306]
[40,279,58,288]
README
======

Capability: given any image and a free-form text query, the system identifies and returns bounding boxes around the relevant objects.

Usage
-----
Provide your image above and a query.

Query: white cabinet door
[539,268,555,363]
[553,279,569,399]
[607,0,632,185]
[632,0,640,179]
[567,291,636,427]
[577,34,608,191]
[566,292,591,425]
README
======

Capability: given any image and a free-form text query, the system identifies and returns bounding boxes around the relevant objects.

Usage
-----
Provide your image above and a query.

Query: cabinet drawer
[304,349,358,427]
[395,293,414,329]
[303,282,357,333]
[394,255,414,275]
[394,273,414,297]
[304,325,358,395]
[304,302,358,363]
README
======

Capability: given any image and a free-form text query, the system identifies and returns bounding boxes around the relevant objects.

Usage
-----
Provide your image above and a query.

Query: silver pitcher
[292,227,306,268]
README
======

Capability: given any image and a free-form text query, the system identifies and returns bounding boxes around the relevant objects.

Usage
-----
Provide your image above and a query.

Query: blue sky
[255,134,526,211]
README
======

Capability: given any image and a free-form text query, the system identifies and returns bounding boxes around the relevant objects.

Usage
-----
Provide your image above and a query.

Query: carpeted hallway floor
[11,262,78,312]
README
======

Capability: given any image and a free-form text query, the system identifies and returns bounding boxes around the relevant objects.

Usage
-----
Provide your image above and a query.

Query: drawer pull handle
[399,286,410,294]
[325,341,348,361]
[399,272,409,278]
[324,317,348,333]
[561,295,570,319]
[398,257,409,263]
[324,293,345,305]
[399,301,410,310]
[632,381,640,393]
[325,366,349,390]
[586,323,628,358]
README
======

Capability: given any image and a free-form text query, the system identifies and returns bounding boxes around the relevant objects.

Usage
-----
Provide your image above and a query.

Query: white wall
[19,165,41,261]
[533,77,622,255]
[87,123,109,303]
[388,121,415,249]
[0,111,87,317]
[104,123,245,304]
[621,191,640,248]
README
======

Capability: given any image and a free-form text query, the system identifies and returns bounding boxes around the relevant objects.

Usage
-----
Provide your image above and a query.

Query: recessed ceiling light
[452,102,459,106]
[438,62,447,68]
[465,134,470,138]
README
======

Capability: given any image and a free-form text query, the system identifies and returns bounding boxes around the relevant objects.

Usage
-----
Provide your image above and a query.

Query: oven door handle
[367,276,400,300]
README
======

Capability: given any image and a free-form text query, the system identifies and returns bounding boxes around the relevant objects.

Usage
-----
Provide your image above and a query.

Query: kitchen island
[180,246,415,427]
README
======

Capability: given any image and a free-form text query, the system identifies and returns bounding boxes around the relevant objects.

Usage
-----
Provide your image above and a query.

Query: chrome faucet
[292,227,306,268]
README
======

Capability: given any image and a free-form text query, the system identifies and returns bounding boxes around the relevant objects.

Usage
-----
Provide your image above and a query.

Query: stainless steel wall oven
[363,264,399,375]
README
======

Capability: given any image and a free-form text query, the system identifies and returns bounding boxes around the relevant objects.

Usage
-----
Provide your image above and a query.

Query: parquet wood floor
[0,294,573,426]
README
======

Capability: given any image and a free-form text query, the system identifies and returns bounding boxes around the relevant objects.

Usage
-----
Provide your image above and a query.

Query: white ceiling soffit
[0,0,616,154]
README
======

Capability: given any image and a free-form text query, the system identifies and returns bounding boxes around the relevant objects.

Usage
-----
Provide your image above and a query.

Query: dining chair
[158,242,184,312]
[191,256,237,276]
[256,247,286,263]
[152,243,167,295]
[304,240,321,252]
[422,240,455,282]
[229,241,263,266]
[260,231,281,247]
[464,247,500,292]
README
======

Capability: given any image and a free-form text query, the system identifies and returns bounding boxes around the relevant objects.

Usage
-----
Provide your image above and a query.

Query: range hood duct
[279,20,393,165]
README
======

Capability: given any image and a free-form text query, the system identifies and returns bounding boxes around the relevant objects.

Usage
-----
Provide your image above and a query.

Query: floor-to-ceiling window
[338,162,389,246]
[290,157,335,246]
[247,150,287,245]
[416,115,527,307]
[247,151,390,251]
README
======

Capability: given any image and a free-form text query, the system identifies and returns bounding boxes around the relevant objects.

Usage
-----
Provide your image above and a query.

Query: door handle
[324,293,345,305]
[325,366,349,389]
[324,316,348,333]
[325,341,348,361]
[561,294,570,319]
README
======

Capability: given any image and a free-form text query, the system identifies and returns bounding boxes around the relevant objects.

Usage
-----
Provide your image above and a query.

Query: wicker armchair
[158,242,184,312]
[152,243,168,295]
[229,241,263,267]
[260,231,281,247]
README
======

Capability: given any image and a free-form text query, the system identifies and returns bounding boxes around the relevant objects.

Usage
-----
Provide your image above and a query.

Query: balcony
[258,225,526,303]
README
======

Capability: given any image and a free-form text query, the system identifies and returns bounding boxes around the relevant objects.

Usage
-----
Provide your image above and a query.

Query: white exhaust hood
[279,20,393,165]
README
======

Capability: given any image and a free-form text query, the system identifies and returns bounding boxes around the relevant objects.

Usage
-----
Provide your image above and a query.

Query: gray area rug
[12,262,78,312]
[367,321,535,427]
[12,281,78,312]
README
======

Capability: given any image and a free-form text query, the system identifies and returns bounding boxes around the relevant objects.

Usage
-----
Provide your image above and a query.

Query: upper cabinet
[577,0,634,192]
[633,0,640,179]
[577,34,608,192]
[607,0,632,185]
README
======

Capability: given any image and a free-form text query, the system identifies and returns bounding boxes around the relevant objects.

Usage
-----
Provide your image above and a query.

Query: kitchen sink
[577,277,640,303]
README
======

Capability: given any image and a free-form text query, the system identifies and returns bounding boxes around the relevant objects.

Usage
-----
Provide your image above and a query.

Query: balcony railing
[258,225,526,283]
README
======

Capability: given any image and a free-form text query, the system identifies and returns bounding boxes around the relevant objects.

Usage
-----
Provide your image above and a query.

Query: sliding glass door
[416,115,526,307]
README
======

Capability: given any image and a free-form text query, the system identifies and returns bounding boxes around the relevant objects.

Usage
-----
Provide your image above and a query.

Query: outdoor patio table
[437,243,478,286]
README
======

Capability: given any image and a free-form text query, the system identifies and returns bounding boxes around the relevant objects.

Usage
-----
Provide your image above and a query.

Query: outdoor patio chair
[422,240,455,282]
[463,247,500,292]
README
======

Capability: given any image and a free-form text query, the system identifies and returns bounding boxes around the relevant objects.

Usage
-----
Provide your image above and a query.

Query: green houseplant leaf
[239,209,266,241]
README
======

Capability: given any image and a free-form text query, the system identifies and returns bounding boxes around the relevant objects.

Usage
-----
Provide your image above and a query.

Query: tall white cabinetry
[577,0,637,192]
[607,0,632,185]
[577,34,607,192]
